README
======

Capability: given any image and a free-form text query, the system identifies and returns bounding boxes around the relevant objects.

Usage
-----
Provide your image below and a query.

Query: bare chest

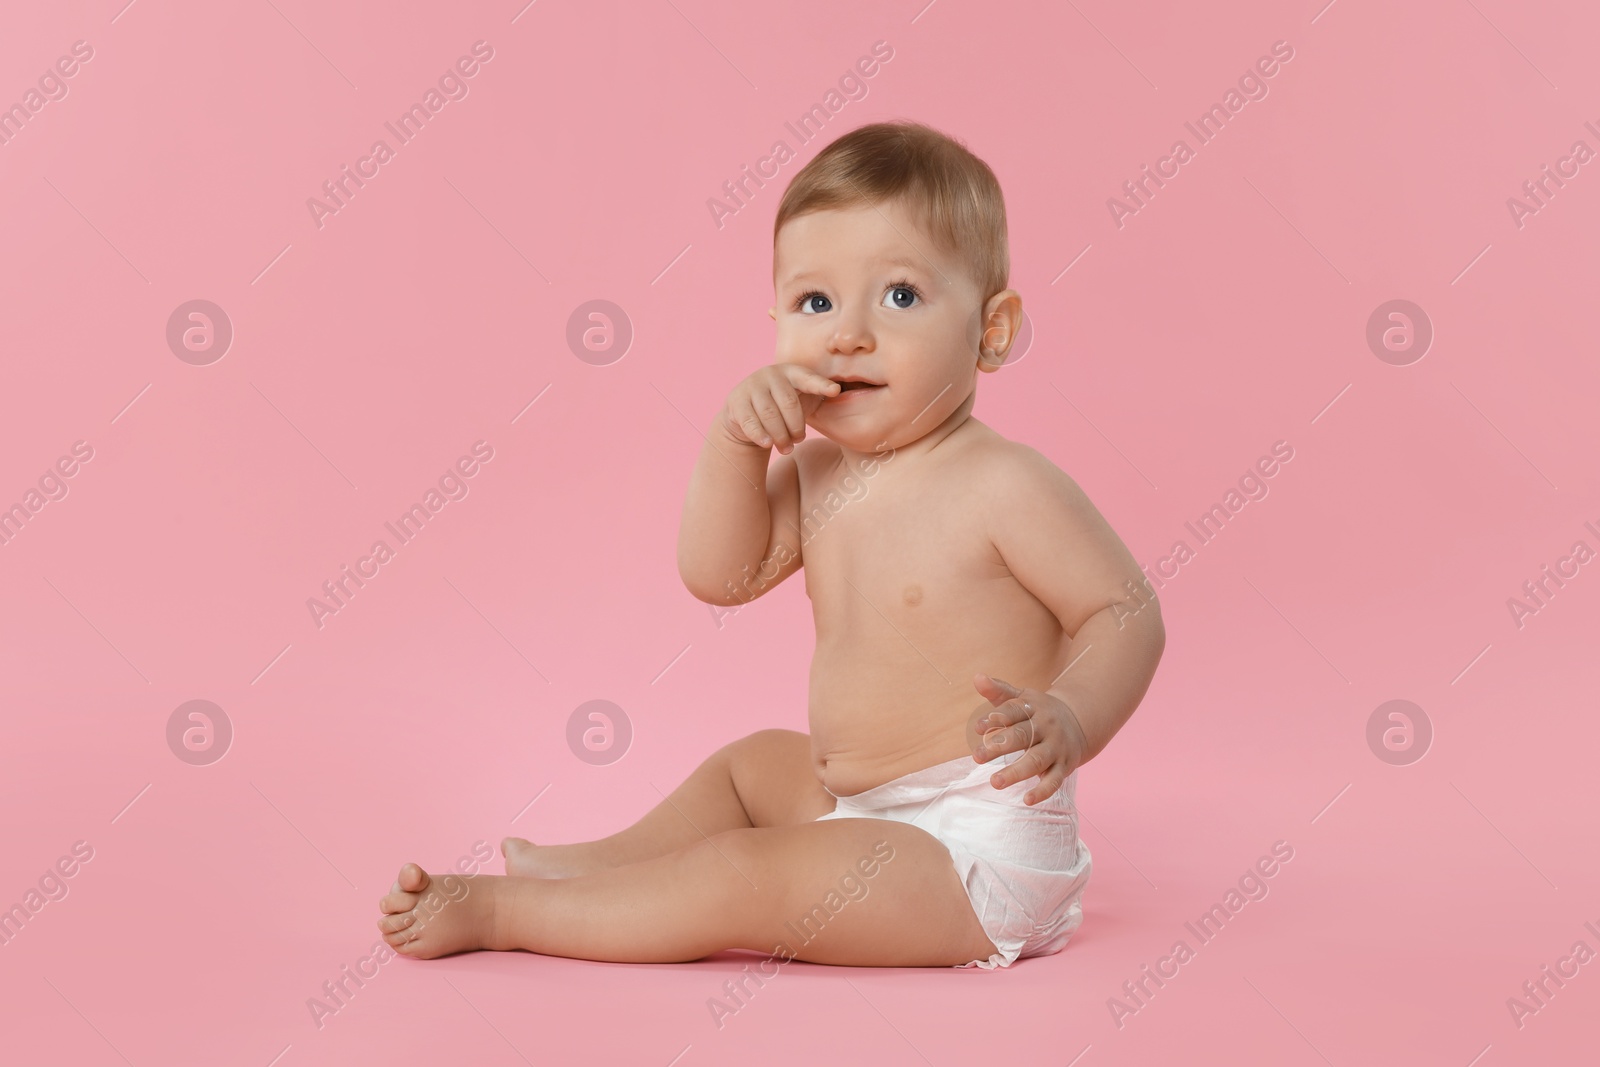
[794,454,1007,640]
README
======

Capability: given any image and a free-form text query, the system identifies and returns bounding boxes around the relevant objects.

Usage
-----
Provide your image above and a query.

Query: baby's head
[769,120,1021,452]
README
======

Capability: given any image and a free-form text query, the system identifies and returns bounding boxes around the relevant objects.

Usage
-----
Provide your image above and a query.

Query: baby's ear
[768,306,777,320]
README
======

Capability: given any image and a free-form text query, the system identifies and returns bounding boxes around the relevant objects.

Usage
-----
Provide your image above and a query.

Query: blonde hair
[773,120,1009,300]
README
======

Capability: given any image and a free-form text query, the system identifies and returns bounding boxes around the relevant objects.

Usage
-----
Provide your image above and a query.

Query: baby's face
[771,197,986,452]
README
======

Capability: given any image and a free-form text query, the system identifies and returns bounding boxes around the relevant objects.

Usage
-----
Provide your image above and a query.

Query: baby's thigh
[723,728,836,827]
[719,819,998,967]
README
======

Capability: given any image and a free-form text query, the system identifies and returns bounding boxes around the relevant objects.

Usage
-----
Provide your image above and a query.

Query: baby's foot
[376,862,506,958]
[501,836,588,879]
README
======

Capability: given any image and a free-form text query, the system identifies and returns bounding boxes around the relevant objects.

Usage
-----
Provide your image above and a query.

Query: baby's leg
[381,817,998,967]
[504,728,834,877]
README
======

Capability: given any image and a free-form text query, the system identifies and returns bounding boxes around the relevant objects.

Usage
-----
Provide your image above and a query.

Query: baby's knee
[687,828,770,891]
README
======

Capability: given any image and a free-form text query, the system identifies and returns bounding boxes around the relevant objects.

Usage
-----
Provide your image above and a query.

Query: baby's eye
[797,293,832,314]
[882,285,920,310]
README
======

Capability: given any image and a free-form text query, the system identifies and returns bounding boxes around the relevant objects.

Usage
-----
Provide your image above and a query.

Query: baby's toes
[379,863,432,913]
[397,862,430,894]
[501,837,540,877]
[377,909,418,936]
[379,886,418,915]
[382,922,421,949]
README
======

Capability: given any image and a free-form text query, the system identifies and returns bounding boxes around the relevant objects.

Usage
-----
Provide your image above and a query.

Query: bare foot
[376,862,507,959]
[501,836,591,879]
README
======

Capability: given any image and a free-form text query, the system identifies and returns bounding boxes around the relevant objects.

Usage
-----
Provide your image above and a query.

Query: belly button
[902,584,923,606]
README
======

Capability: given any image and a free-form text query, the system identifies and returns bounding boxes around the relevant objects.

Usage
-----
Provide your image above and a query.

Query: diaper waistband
[827,748,1080,813]
[828,752,1000,806]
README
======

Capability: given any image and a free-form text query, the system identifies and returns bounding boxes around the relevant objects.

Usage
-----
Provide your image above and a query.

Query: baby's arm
[676,364,839,605]
[984,445,1166,768]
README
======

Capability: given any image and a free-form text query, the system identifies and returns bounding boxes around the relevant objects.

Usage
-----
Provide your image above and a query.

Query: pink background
[2,0,1596,1063]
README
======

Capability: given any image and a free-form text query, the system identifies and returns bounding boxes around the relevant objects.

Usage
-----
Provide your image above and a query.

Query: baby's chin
[806,422,900,454]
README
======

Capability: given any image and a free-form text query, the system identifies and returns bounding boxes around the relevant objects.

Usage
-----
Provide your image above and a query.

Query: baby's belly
[807,645,1013,797]
[810,702,971,798]
[804,574,1067,796]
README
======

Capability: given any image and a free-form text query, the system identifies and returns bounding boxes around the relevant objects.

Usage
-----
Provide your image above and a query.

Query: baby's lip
[830,376,884,386]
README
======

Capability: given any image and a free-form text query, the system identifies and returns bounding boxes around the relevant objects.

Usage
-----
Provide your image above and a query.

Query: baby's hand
[967,673,1089,806]
[720,364,840,455]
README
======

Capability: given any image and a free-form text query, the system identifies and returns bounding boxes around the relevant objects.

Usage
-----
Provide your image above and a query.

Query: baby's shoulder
[958,428,1080,498]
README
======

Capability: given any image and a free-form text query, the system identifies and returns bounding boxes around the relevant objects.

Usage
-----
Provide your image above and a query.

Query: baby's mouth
[831,378,885,393]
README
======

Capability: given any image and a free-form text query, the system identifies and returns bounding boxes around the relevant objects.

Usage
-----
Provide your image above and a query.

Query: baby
[378,120,1165,969]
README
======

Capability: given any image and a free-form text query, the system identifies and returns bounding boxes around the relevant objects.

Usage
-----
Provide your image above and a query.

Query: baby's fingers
[976,701,1032,733]
[987,739,1052,790]
[1023,762,1069,806]
[751,389,800,453]
[765,381,815,449]
[728,403,773,448]
[782,363,844,398]
[976,707,1038,759]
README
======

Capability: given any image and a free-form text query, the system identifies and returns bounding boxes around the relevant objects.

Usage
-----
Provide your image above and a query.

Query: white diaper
[814,749,1092,969]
